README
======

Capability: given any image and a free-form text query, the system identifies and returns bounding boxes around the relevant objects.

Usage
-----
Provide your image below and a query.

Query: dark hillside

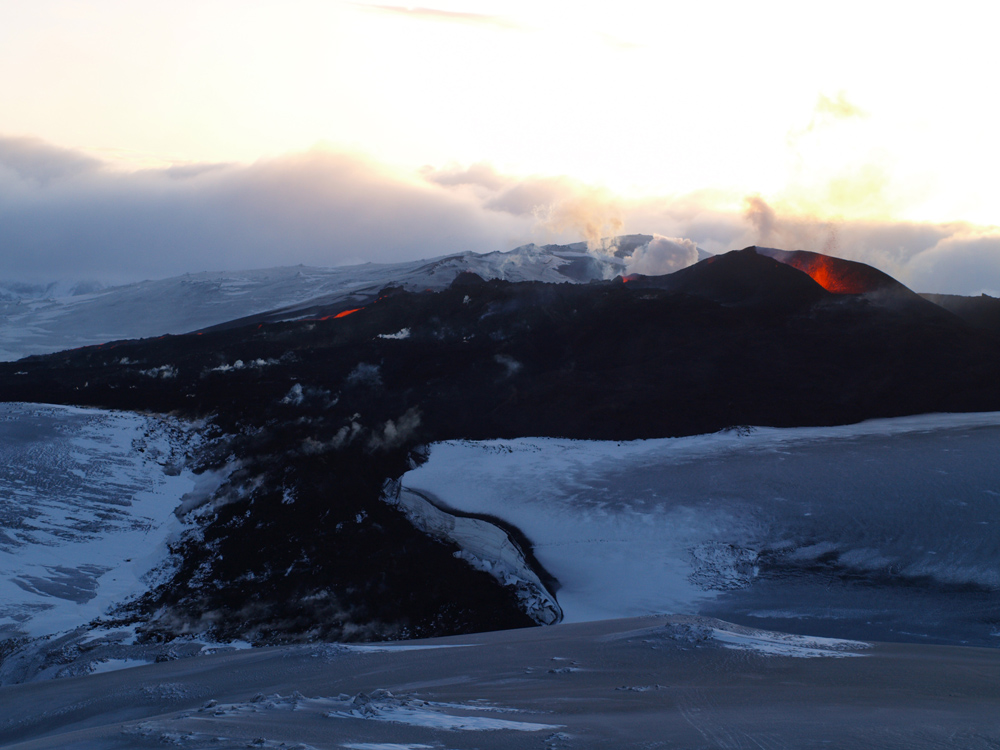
[1,248,998,643]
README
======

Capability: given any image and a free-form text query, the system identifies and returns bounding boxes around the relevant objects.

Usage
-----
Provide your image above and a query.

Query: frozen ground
[1,615,997,749]
[0,403,232,680]
[1,406,998,746]
[400,412,1000,647]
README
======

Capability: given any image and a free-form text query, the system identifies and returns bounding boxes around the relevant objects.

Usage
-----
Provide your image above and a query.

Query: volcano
[622,246,829,310]
[0,243,998,685]
[754,246,911,296]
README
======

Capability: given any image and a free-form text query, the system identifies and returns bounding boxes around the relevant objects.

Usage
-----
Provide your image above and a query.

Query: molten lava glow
[313,307,365,321]
[782,255,872,294]
[621,274,640,283]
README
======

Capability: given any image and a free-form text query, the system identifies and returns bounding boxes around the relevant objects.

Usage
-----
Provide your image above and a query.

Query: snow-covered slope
[2,616,997,750]
[0,241,639,361]
[0,403,224,643]
[401,412,1000,646]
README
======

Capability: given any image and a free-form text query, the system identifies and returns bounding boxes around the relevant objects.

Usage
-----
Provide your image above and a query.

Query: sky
[1,0,998,293]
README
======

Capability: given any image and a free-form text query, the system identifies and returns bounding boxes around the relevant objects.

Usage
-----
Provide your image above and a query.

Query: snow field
[401,412,1000,633]
[0,403,224,640]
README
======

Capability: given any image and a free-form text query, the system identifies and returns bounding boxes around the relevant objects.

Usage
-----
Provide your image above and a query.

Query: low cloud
[735,194,1000,294]
[0,136,102,184]
[424,164,624,251]
[0,136,998,295]
[0,139,538,284]
[905,233,1000,296]
[421,162,508,192]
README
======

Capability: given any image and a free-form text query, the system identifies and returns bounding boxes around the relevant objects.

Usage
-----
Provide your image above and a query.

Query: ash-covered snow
[324,689,563,731]
[607,617,870,658]
[708,625,868,658]
[401,412,1000,646]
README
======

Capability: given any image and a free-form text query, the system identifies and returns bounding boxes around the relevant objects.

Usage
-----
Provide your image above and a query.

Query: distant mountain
[0,280,105,302]
[0,236,677,361]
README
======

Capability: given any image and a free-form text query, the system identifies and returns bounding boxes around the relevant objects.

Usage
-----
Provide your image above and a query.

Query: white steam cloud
[624,235,700,276]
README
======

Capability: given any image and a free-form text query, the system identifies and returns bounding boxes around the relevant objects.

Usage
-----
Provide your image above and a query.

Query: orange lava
[313,307,365,322]
[783,255,870,294]
[621,274,640,283]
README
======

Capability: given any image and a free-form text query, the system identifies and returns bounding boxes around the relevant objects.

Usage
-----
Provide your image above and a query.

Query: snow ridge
[384,481,561,625]
[0,243,630,361]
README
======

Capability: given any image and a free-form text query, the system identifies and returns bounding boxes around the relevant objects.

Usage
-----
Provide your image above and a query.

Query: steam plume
[744,195,777,243]
[624,235,699,275]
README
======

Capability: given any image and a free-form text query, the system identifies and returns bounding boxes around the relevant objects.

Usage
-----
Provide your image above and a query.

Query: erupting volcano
[754,247,902,295]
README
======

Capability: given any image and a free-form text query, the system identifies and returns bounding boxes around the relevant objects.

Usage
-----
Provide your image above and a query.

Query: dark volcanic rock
[625,247,829,311]
[922,292,1000,338]
[125,445,536,644]
[1,247,999,644]
[755,246,911,296]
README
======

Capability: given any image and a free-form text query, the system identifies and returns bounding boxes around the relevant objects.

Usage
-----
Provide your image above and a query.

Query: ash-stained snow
[186,689,561,733]
[401,412,1000,646]
[709,625,869,658]
[0,243,633,360]
[336,643,476,654]
[0,403,221,641]
[324,690,563,731]
[607,617,869,658]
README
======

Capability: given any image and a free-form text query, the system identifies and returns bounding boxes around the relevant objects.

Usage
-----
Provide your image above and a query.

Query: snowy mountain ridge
[0,237,659,361]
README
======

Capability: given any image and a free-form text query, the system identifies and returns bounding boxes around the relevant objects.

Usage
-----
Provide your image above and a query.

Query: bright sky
[1,1,999,294]
[3,0,997,226]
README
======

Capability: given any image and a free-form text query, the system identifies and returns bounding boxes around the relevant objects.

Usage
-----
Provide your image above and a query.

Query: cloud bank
[0,136,998,295]
[0,140,543,284]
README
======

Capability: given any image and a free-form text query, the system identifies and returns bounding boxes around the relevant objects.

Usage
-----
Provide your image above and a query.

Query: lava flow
[311,307,365,322]
[772,252,884,294]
